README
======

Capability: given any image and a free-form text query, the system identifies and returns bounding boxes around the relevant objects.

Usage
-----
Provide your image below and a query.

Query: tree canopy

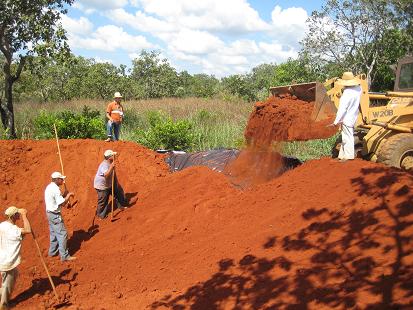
[0,0,73,137]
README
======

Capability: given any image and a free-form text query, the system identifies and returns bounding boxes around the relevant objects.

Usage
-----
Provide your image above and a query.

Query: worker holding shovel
[44,172,76,262]
[0,207,31,310]
[93,150,130,219]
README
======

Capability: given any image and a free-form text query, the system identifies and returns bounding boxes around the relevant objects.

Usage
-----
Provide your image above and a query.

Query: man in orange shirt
[105,92,124,142]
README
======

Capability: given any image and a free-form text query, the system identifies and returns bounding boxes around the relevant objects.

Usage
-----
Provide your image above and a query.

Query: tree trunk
[0,75,17,138]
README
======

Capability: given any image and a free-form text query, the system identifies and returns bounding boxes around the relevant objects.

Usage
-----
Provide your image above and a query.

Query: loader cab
[394,55,413,92]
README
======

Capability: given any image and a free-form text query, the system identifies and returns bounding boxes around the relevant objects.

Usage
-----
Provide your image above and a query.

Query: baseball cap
[5,206,19,218]
[104,150,117,158]
[51,172,66,179]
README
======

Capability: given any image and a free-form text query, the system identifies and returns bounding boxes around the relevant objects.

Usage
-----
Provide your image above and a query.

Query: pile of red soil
[244,95,337,146]
[1,140,413,309]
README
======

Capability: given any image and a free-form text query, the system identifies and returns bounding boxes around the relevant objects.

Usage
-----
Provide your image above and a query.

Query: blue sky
[62,0,324,77]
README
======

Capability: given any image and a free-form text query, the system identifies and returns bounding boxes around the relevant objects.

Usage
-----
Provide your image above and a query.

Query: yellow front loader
[269,56,413,169]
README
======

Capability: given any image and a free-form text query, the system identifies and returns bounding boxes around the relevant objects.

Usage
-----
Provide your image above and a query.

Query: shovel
[31,228,69,307]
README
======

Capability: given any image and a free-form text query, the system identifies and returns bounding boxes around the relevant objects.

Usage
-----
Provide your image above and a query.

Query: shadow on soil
[12,268,77,305]
[151,167,413,309]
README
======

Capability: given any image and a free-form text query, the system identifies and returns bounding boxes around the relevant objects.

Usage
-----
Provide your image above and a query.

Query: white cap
[51,172,66,179]
[114,92,123,98]
[104,150,117,158]
[5,206,19,218]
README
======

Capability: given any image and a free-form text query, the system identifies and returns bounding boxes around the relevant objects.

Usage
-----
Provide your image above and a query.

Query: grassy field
[4,97,336,161]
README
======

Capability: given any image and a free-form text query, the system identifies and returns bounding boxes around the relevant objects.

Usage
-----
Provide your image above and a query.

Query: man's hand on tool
[18,208,27,215]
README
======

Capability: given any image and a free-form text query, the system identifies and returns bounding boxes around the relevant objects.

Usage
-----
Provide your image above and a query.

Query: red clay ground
[244,95,337,146]
[1,139,413,309]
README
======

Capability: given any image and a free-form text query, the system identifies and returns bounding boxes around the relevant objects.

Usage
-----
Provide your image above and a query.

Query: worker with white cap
[0,207,31,309]
[93,150,130,219]
[332,72,362,162]
[44,172,76,261]
[105,92,124,142]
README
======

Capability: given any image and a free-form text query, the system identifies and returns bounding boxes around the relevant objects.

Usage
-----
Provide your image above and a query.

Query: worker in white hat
[93,150,132,219]
[44,172,76,261]
[331,72,362,162]
[0,207,31,309]
[105,92,124,142]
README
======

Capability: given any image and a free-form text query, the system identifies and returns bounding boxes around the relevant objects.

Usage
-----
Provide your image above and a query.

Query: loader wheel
[377,133,413,170]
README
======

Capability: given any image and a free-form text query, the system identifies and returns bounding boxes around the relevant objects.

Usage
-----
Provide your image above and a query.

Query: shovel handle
[110,156,115,221]
[31,230,60,302]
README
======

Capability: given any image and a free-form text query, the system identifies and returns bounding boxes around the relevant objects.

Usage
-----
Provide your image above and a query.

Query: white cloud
[68,25,154,52]
[268,6,308,47]
[167,29,224,55]
[74,0,128,13]
[61,15,93,34]
[64,1,312,77]
[111,0,268,34]
[108,9,174,33]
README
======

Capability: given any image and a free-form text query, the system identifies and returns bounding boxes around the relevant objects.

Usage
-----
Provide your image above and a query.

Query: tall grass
[2,97,337,161]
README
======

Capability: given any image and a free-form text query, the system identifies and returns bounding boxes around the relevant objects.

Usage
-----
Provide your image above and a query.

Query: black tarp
[163,148,302,174]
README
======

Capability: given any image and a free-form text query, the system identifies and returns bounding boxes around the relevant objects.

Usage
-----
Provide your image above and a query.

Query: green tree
[130,50,180,99]
[0,0,73,138]
[221,74,256,102]
[83,61,121,100]
[190,74,219,98]
[301,0,401,88]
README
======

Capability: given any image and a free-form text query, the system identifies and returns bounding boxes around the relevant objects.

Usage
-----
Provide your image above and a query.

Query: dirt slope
[1,140,412,309]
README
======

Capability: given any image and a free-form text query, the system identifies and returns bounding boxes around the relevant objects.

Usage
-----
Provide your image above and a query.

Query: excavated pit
[1,139,413,309]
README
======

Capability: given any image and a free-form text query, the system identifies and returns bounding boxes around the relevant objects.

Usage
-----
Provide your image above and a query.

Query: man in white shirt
[332,72,363,162]
[44,172,75,261]
[0,206,31,309]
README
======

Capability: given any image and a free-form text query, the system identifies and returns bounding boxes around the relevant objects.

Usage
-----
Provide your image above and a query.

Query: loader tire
[377,133,413,170]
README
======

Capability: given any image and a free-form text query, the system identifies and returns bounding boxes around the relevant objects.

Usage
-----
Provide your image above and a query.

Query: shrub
[34,106,105,139]
[137,111,194,151]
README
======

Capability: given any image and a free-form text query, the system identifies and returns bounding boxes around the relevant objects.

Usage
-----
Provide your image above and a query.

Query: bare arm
[18,209,31,235]
[59,192,74,208]
[103,161,115,179]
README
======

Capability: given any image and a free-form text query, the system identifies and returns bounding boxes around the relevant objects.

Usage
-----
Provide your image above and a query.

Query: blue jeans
[47,212,70,260]
[107,121,121,141]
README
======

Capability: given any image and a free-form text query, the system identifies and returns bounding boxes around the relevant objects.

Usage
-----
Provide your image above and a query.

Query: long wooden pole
[31,230,60,302]
[110,156,115,221]
[53,123,65,175]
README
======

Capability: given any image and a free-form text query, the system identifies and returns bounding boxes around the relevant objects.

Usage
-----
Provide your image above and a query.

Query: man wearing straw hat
[44,172,76,261]
[105,92,124,142]
[332,72,362,162]
[0,207,31,309]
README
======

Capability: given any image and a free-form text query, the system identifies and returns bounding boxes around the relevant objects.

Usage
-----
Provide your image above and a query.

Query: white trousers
[339,124,355,160]
[1,268,18,307]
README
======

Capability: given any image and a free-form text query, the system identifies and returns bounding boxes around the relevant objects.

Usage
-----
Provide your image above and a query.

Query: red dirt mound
[244,95,337,146]
[1,140,413,309]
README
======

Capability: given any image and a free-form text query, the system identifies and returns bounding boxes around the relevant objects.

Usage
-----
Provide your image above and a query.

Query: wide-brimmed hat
[104,149,117,158]
[114,92,123,99]
[5,206,19,218]
[336,72,360,87]
[51,172,66,179]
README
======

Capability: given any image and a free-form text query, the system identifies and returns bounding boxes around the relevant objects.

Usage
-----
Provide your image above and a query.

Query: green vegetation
[1,0,412,159]
[0,97,338,161]
[33,106,105,139]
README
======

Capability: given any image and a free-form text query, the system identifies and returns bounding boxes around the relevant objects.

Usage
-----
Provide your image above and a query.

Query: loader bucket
[269,82,337,121]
